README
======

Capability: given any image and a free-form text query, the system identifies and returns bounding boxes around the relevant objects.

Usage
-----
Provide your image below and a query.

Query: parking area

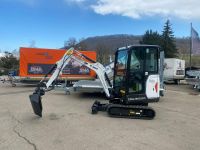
[0,82,200,150]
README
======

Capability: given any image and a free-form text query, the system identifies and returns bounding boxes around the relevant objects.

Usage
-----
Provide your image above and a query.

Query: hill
[74,34,190,54]
[63,34,192,65]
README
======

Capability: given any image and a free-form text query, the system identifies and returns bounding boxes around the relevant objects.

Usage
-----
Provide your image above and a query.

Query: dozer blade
[107,104,155,119]
[29,93,43,117]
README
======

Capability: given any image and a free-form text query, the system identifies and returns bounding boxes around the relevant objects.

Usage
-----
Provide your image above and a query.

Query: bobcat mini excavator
[29,45,164,119]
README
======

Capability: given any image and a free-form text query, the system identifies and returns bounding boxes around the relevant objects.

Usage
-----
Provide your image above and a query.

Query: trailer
[72,62,114,94]
[163,58,185,84]
[185,69,200,91]
[2,47,97,87]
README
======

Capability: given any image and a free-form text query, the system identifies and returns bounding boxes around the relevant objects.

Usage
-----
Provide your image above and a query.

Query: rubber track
[107,104,156,119]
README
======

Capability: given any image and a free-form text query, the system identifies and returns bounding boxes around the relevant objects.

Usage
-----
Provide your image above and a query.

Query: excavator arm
[29,47,111,117]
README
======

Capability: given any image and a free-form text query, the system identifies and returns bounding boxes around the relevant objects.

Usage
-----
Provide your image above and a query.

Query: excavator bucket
[29,92,43,117]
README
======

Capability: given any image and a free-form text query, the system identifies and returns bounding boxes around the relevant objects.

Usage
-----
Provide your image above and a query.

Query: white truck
[164,58,185,84]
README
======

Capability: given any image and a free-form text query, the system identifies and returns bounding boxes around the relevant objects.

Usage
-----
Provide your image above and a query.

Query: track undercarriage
[91,101,155,119]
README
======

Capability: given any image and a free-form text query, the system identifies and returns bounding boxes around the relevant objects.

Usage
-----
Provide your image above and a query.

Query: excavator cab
[91,45,164,119]
[113,45,161,104]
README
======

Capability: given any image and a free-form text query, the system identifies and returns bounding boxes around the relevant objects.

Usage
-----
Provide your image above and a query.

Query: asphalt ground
[0,82,200,150]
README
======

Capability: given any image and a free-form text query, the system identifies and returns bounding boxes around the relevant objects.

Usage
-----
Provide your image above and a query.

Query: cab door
[113,49,129,98]
[128,46,159,99]
[128,47,145,95]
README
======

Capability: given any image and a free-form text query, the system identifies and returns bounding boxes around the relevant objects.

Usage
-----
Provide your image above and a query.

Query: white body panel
[164,58,185,81]
[146,75,160,99]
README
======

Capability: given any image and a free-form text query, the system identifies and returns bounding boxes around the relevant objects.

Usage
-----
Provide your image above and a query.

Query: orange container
[19,47,97,80]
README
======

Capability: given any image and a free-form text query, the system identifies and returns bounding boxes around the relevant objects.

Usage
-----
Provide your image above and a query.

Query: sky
[0,0,200,51]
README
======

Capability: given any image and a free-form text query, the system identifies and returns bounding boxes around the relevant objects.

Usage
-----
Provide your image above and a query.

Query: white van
[164,58,185,84]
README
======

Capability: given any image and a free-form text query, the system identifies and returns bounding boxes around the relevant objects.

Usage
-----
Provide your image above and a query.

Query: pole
[190,23,192,70]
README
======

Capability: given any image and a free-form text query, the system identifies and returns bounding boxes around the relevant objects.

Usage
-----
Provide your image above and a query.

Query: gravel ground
[0,82,200,150]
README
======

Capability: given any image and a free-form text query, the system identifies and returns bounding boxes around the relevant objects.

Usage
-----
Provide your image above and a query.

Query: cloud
[90,0,200,20]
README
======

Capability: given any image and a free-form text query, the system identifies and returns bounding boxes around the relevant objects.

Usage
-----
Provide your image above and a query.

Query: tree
[12,49,19,58]
[162,20,178,58]
[0,52,19,70]
[76,38,88,50]
[95,44,111,65]
[64,37,77,48]
[140,30,162,46]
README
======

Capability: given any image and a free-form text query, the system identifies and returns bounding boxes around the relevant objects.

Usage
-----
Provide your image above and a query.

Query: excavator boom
[29,48,111,117]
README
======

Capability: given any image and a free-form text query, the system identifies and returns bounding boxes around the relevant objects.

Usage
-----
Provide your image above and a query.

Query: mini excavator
[29,45,164,119]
